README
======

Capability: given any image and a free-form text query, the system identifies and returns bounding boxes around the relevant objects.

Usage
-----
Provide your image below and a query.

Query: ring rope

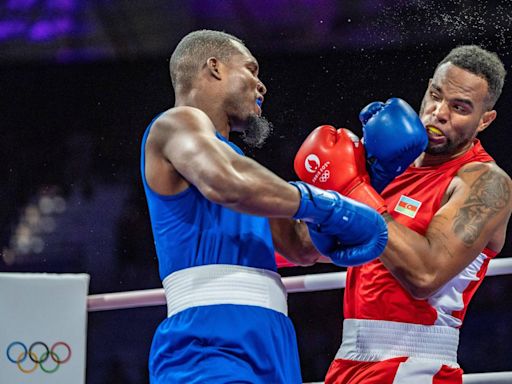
[87,257,512,311]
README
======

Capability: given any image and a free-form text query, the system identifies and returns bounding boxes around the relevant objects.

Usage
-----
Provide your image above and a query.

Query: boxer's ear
[206,57,222,80]
[477,109,496,133]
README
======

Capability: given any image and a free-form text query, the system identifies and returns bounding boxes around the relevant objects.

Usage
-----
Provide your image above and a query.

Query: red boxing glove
[294,125,386,214]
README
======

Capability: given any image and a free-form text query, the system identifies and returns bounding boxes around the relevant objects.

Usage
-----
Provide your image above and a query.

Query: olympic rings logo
[6,341,72,374]
[318,170,330,183]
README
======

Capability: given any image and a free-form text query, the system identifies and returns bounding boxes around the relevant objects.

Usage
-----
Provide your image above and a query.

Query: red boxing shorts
[326,319,463,384]
[325,357,463,384]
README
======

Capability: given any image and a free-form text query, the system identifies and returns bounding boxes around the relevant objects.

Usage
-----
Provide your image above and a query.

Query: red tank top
[344,140,498,327]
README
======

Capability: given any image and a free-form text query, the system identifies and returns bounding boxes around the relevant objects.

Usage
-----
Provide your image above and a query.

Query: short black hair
[170,30,245,92]
[436,45,506,109]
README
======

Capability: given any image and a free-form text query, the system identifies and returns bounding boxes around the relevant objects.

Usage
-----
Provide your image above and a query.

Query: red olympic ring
[51,341,72,363]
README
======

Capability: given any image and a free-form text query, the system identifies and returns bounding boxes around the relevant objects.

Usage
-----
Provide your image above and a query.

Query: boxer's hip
[336,318,459,367]
[162,264,288,317]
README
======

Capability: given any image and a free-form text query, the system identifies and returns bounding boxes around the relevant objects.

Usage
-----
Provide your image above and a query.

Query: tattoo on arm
[461,164,487,173]
[453,169,510,245]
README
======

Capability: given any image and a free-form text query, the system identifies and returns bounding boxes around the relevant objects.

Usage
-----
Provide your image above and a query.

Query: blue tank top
[141,116,277,280]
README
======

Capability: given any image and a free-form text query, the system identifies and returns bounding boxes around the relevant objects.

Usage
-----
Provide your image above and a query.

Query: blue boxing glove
[290,181,387,266]
[360,98,428,192]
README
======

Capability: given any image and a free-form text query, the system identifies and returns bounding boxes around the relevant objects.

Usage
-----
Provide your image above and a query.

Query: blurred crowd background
[1,1,511,382]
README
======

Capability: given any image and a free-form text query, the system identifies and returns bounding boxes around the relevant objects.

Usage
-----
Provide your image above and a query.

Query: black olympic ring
[6,341,72,374]
[29,341,49,363]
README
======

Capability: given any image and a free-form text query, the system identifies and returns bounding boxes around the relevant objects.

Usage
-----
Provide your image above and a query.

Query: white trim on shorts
[335,318,460,368]
[162,264,288,318]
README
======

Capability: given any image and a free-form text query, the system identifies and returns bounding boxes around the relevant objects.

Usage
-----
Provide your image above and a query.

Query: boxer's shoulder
[456,161,510,188]
[441,161,511,214]
[147,107,216,153]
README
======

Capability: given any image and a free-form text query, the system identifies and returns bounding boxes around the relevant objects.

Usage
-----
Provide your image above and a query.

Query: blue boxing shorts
[148,265,302,384]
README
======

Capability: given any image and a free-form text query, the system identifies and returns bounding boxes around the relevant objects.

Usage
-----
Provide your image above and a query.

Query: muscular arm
[380,163,512,299]
[148,107,301,216]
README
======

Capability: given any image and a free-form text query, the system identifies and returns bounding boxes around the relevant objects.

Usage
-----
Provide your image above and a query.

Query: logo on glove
[304,154,320,173]
[318,170,330,183]
[303,154,331,184]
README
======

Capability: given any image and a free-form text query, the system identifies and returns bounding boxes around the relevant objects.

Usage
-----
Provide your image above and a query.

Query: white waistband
[336,319,460,367]
[162,264,288,318]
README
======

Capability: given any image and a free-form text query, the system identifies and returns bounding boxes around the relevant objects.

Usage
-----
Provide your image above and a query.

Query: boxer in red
[295,45,512,383]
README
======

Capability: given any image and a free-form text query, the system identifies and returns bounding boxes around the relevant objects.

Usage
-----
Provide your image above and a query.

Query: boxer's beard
[425,140,453,155]
[240,115,273,148]
[425,135,469,155]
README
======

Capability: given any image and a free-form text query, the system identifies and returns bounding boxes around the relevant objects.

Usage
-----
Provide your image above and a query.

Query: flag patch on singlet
[394,195,422,218]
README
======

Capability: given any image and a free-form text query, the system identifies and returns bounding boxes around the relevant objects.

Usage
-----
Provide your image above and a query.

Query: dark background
[1,1,511,382]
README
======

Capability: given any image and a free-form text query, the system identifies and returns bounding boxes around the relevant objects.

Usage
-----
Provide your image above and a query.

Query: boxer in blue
[141,29,388,384]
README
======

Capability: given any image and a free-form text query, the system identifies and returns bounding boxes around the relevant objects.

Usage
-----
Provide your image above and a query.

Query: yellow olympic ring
[17,351,38,374]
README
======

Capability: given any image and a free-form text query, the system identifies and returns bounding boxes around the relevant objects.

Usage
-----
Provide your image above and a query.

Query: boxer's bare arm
[380,162,512,299]
[270,218,328,265]
[145,107,302,217]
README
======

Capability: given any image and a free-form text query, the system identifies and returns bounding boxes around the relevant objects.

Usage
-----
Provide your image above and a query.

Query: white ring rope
[87,257,512,311]
[86,257,512,384]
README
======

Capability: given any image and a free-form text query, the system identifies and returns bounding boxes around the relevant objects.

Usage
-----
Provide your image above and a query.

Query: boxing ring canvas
[0,273,89,383]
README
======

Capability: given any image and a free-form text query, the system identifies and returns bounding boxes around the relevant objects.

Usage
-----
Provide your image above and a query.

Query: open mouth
[426,125,444,137]
[426,125,446,144]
